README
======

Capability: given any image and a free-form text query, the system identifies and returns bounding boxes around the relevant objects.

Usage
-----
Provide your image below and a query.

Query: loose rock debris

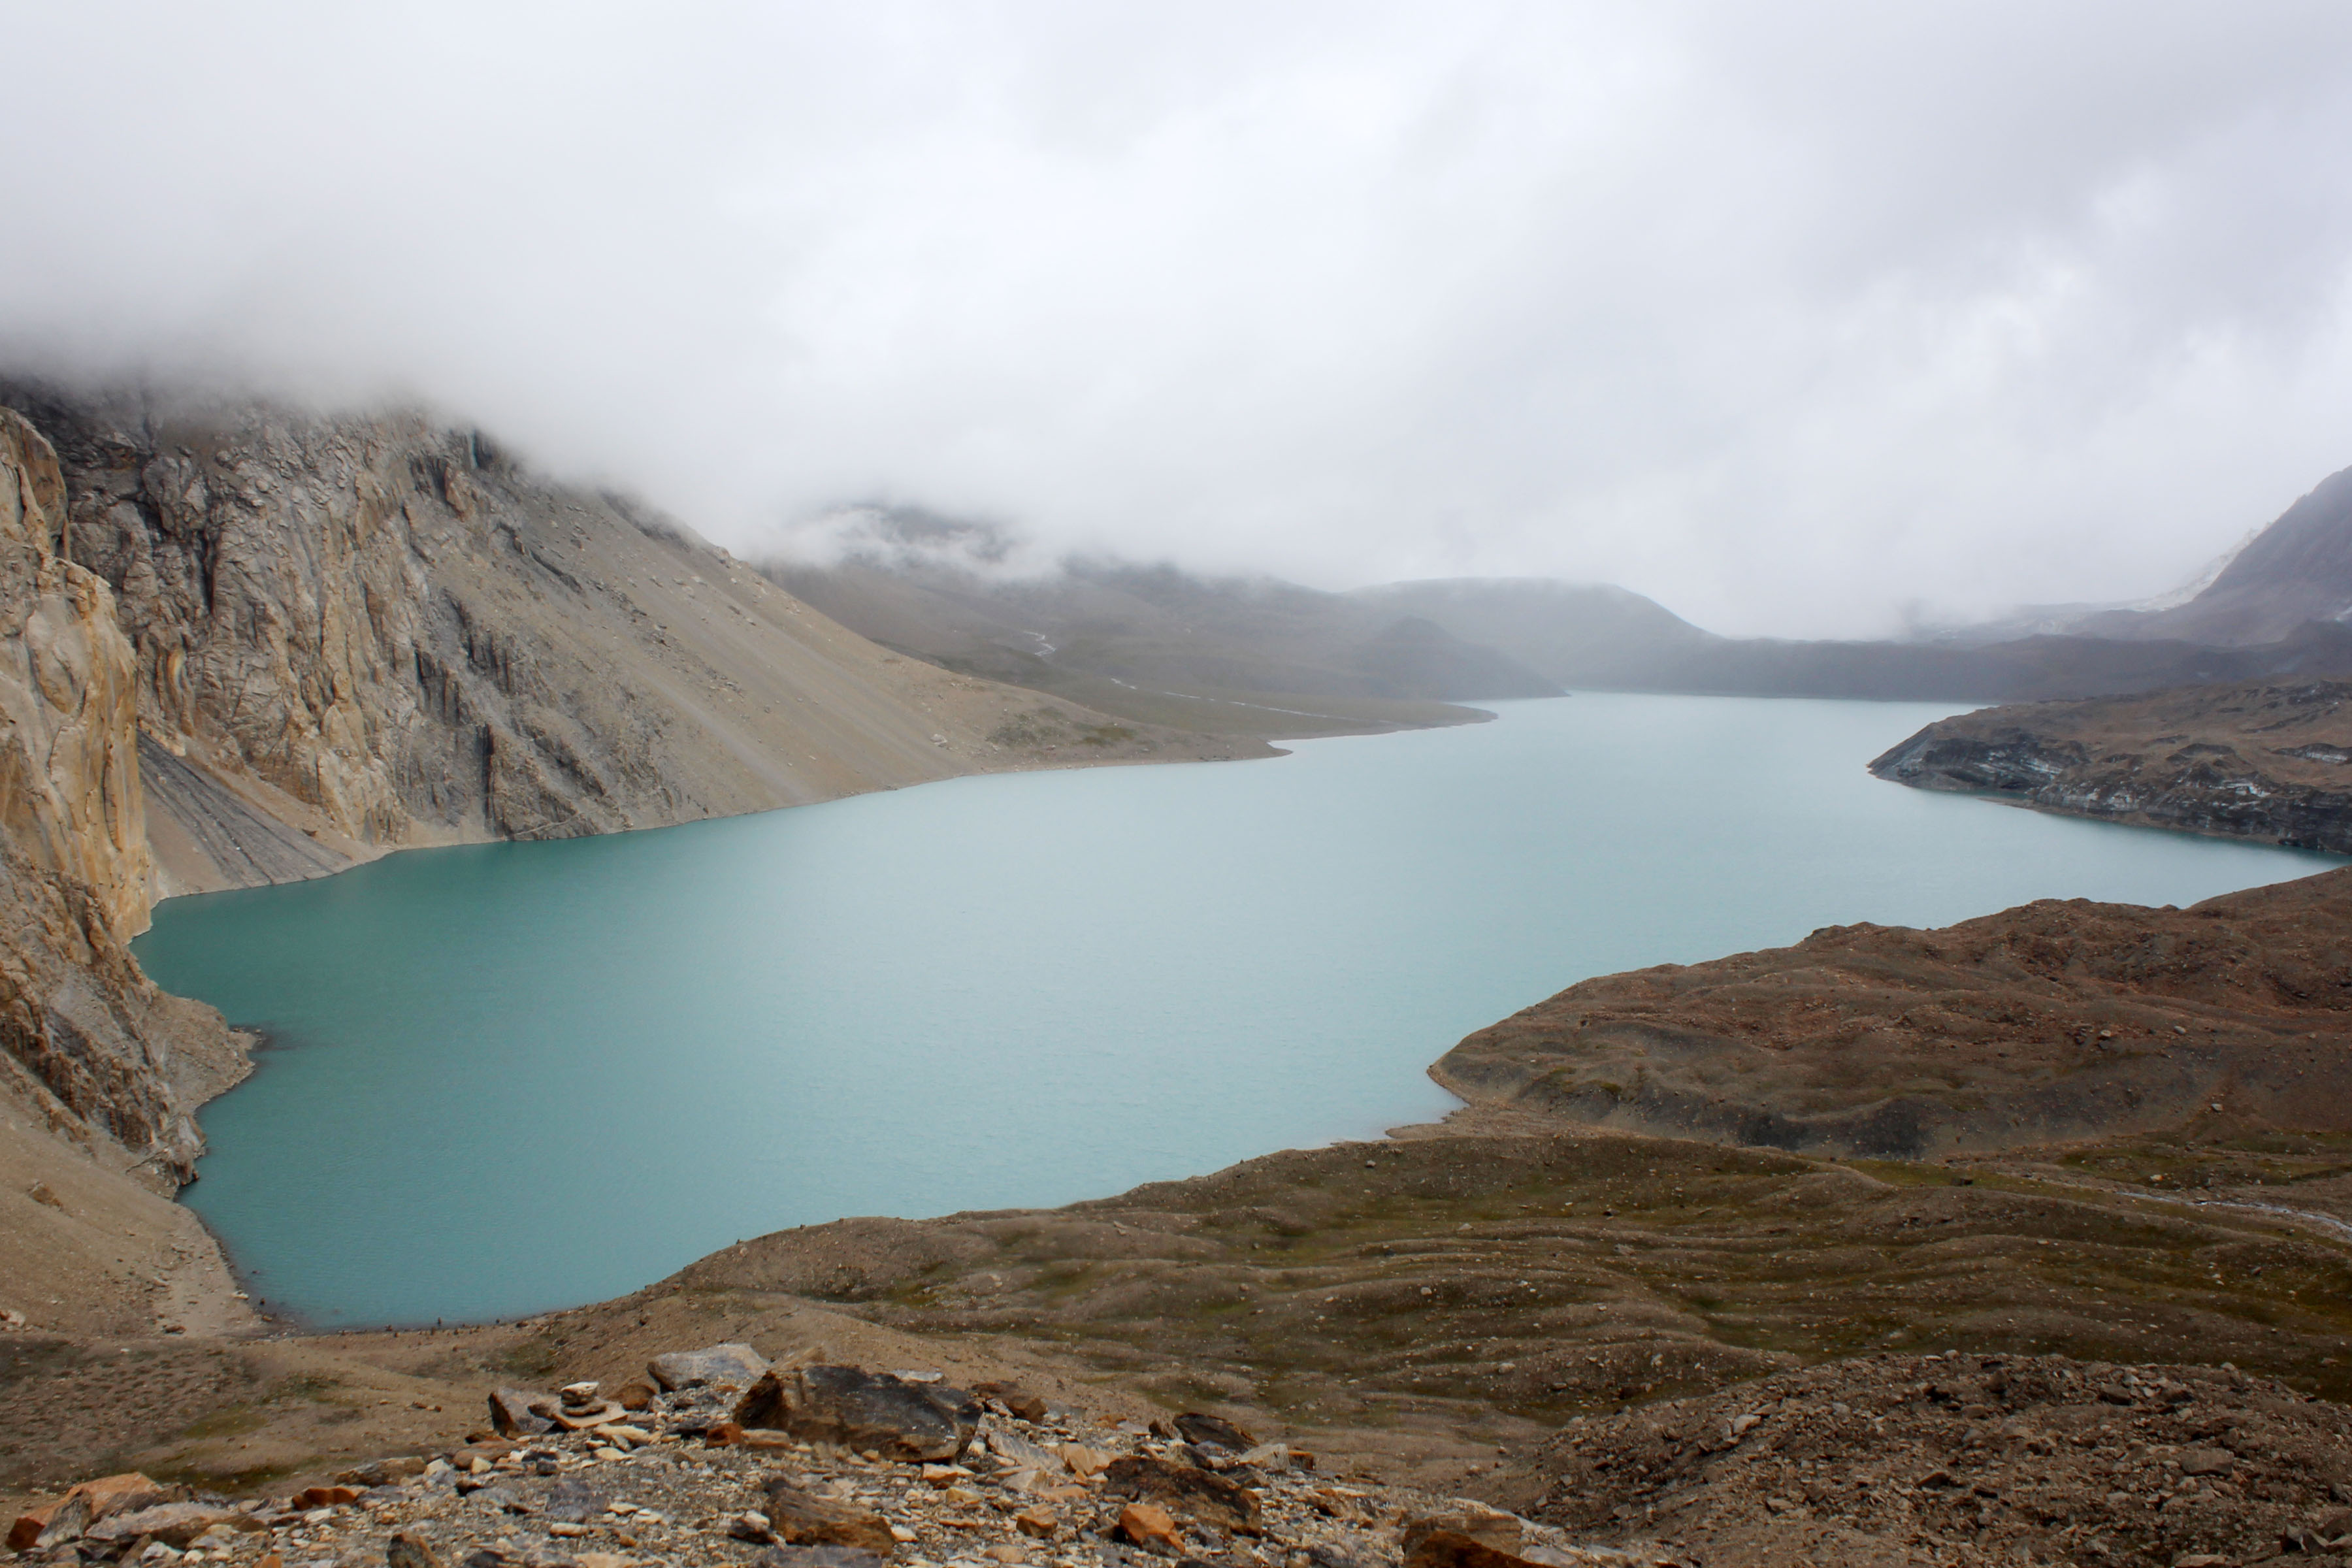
[5,1350,1674,1568]
[25,1345,2352,1567]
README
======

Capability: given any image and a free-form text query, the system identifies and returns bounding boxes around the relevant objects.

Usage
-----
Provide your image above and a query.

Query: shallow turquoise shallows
[135,694,2340,1328]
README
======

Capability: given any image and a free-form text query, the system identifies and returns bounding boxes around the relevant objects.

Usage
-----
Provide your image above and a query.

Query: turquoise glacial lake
[136,694,2341,1329]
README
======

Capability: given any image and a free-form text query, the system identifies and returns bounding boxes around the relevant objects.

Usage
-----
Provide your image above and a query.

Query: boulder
[87,1503,263,1548]
[8,1472,176,1548]
[1057,1443,1112,1478]
[29,1495,89,1551]
[615,1380,658,1411]
[648,1343,770,1392]
[1115,1502,1185,1555]
[546,1398,629,1431]
[1173,1413,1257,1454]
[1401,1508,1582,1568]
[760,1480,898,1556]
[987,1431,1064,1471]
[489,1387,557,1437]
[293,1486,361,1509]
[1237,1443,1296,1474]
[972,1382,1050,1422]
[1402,1530,1548,1568]
[1100,1456,1260,1533]
[733,1364,979,1463]
[340,1457,429,1488]
[542,1479,610,1524]
[1401,1503,1531,1560]
[74,1473,175,1522]
[389,1531,445,1568]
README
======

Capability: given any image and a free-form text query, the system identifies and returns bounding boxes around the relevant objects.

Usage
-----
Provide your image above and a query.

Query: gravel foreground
[18,1347,2352,1568]
[5,1357,1675,1568]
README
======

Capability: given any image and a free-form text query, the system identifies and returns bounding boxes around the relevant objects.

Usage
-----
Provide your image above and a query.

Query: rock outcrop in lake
[1870,678,2352,853]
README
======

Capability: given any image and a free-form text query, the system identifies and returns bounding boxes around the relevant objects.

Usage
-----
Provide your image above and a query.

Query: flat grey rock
[648,1342,770,1392]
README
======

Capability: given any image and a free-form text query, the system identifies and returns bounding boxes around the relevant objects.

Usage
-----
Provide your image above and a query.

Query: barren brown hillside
[1432,867,2352,1158]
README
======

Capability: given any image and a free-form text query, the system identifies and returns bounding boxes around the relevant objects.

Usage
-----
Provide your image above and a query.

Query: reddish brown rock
[1115,1502,1184,1556]
[973,1381,1049,1422]
[1102,1456,1260,1533]
[734,1364,979,1463]
[1403,1529,1548,1568]
[761,1480,898,1556]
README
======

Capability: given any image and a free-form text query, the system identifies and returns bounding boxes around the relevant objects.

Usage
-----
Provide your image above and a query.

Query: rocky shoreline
[1869,679,2352,855]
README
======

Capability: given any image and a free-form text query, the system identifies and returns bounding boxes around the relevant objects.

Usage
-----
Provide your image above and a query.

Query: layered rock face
[13,389,792,885]
[3,384,1236,898]
[1870,678,2352,853]
[0,408,241,1178]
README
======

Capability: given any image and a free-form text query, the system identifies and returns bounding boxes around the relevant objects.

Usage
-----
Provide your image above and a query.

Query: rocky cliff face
[3,384,1244,898]
[12,389,794,885]
[1869,678,2352,853]
[0,408,242,1181]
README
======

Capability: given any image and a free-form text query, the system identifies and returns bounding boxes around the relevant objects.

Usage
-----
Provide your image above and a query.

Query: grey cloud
[5,1,2351,636]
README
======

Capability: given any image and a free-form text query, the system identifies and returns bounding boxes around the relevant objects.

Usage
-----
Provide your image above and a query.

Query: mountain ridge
[777,453,2352,710]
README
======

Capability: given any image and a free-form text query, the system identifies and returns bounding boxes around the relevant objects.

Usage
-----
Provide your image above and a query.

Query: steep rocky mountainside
[1871,678,2352,853]
[1431,868,2352,1158]
[2,385,1244,900]
[2066,463,2352,647]
[0,410,244,1185]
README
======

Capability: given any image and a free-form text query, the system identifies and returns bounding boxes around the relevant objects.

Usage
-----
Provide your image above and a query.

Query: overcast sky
[6,2,2352,636]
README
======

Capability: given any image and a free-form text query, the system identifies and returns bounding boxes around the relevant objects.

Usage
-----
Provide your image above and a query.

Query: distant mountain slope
[1354,576,2352,702]
[768,544,1559,738]
[2086,464,2352,645]
[1350,578,1714,681]
[789,458,2352,713]
[1914,463,2352,649]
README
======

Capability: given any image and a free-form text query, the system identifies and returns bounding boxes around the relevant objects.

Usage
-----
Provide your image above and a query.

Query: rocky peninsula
[1869,679,2352,854]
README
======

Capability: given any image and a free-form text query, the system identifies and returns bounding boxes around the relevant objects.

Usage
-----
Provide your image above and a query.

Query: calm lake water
[137,694,2340,1328]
